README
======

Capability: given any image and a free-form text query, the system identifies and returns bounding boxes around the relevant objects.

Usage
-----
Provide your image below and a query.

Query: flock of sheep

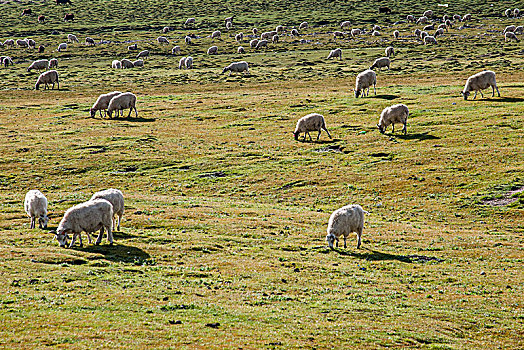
[12,5,523,249]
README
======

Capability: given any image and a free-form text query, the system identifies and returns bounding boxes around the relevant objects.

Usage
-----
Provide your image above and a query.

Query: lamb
[49,58,58,68]
[185,56,193,69]
[393,30,400,39]
[178,57,186,69]
[272,34,279,43]
[184,18,196,27]
[293,113,332,141]
[27,59,49,72]
[90,91,122,118]
[237,46,245,54]
[210,30,221,39]
[256,40,268,49]
[340,21,351,29]
[85,37,95,46]
[90,189,124,231]
[171,45,181,54]
[17,39,29,48]
[106,92,137,118]
[207,45,218,55]
[222,61,249,76]
[157,36,169,44]
[121,59,134,69]
[327,48,342,59]
[377,103,409,134]
[35,70,59,90]
[299,22,308,30]
[326,204,367,249]
[55,199,113,248]
[24,190,49,229]
[67,34,79,43]
[250,39,259,48]
[136,50,149,59]
[111,60,122,69]
[385,46,394,57]
[57,42,67,52]
[370,57,390,70]
[354,69,376,98]
[333,31,344,39]
[185,36,192,45]
[128,43,138,50]
[423,35,437,45]
[462,70,500,100]
[235,32,243,42]
[276,25,284,33]
[406,15,415,22]
[38,15,46,22]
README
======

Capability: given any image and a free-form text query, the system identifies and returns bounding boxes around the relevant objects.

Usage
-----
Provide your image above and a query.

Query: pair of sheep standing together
[24,189,124,248]
[90,91,138,118]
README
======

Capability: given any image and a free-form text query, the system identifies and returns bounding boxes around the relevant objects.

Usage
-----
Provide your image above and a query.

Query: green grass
[0,0,523,349]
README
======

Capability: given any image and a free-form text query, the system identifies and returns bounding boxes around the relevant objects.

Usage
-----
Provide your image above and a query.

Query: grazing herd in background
[7,4,522,249]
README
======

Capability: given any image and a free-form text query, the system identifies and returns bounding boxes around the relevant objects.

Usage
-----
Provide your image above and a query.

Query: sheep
[90,189,124,231]
[333,31,344,39]
[341,21,351,29]
[252,28,258,36]
[22,8,32,16]
[379,6,392,14]
[406,15,415,22]
[373,25,381,31]
[17,39,29,48]
[416,16,428,24]
[225,21,233,30]
[420,31,429,39]
[26,38,36,48]
[235,32,243,42]
[49,58,58,68]
[435,28,445,37]
[393,30,400,39]
[354,69,376,98]
[178,57,186,69]
[423,10,433,18]
[463,13,472,21]
[224,16,234,25]
[111,60,122,69]
[210,30,221,39]
[157,36,169,44]
[38,45,45,53]
[370,57,390,70]
[272,35,279,43]
[171,45,181,54]
[453,14,462,21]
[291,29,299,36]
[504,25,516,34]
[237,46,245,54]
[63,13,74,21]
[423,24,434,31]
[185,36,192,45]
[4,39,15,47]
[293,113,332,142]
[462,70,500,100]
[55,198,113,248]
[27,59,49,72]
[250,39,259,48]
[377,104,409,134]
[261,31,277,40]
[414,28,421,37]
[515,26,524,34]
[372,30,381,36]
[327,48,342,60]
[207,45,218,55]
[184,18,196,27]
[326,204,367,249]
[514,8,520,18]
[185,56,193,69]
[445,19,452,28]
[351,28,362,37]
[256,40,268,49]
[385,46,394,57]
[35,70,59,90]
[1,56,13,67]
[276,25,284,33]
[57,42,67,52]
[107,92,138,118]
[67,34,79,43]
[136,50,149,59]
[222,61,249,76]
[85,37,95,46]
[299,22,308,30]
[162,26,172,34]
[438,23,447,32]
[505,32,519,42]
[120,59,134,69]
[504,9,512,17]
[443,15,449,22]
[128,43,138,51]
[424,35,437,45]
[24,190,49,229]
[90,91,122,118]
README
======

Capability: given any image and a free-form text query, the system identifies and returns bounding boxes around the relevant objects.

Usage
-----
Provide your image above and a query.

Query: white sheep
[420,31,429,39]
[163,26,171,34]
[423,35,437,45]
[67,34,79,43]
[185,18,196,26]
[207,45,218,55]
[333,31,344,39]
[157,36,169,44]
[453,14,462,21]
[26,38,36,48]
[385,46,394,57]
[225,21,233,30]
[185,56,193,69]
[178,57,186,69]
[370,57,390,70]
[354,69,376,98]
[435,28,445,37]
[107,92,138,118]
[128,43,138,50]
[377,103,409,134]
[211,30,221,39]
[414,28,421,37]
[393,30,400,39]
[256,39,268,49]
[235,32,243,42]
[423,10,433,18]
[49,58,58,69]
[85,37,95,46]
[351,28,362,36]
[1,56,13,67]
[505,9,512,17]
[326,204,367,249]
[27,59,49,72]
[252,28,258,36]
[438,23,447,32]
[505,31,520,42]
[90,189,124,231]
[299,22,308,30]
[291,29,299,36]
[121,59,134,69]
[514,8,520,17]
[4,39,15,47]
[327,48,342,59]
[111,60,122,69]
[293,113,332,141]
[57,42,67,52]
[250,39,259,48]
[463,13,472,21]
[222,61,249,76]
[136,50,149,59]
[261,31,276,40]
[24,190,49,229]
[237,46,245,54]
[423,24,434,31]
[55,199,114,248]
[17,39,29,48]
[416,16,428,24]
[462,70,500,100]
[406,15,415,22]
[515,26,523,34]
[90,91,122,118]
[276,25,284,33]
[372,30,381,36]
[171,45,181,54]
[503,25,516,34]
[340,21,351,29]
[185,36,192,45]
[35,70,59,90]
[373,25,381,31]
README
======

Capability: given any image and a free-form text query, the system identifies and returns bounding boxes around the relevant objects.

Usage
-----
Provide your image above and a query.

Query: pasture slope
[0,0,523,349]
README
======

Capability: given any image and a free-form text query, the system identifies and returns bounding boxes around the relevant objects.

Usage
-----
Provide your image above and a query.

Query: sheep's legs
[373,84,376,95]
[134,107,138,117]
[323,127,332,139]
[479,90,484,98]
[69,233,78,248]
[392,123,395,133]
[85,232,93,245]
[403,122,407,135]
[106,225,114,245]
[493,85,500,97]
[317,130,321,140]
[30,217,35,229]
[357,231,362,249]
[343,235,347,249]
[473,91,478,99]
[95,227,104,245]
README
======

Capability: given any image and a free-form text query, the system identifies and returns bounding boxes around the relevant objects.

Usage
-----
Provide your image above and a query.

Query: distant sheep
[235,32,244,42]
[463,13,472,21]
[276,25,284,33]
[416,16,428,24]
[393,30,400,39]
[3,39,15,47]
[424,35,437,45]
[185,36,192,45]
[185,56,193,69]
[250,39,259,48]
[504,32,519,42]
[171,45,181,54]
[503,25,516,34]
[370,57,390,70]
[514,8,520,17]
[291,29,299,36]
[27,59,49,72]
[293,113,332,142]
[377,104,409,134]
[24,190,49,229]
[90,189,124,231]
[157,36,169,44]
[222,61,249,75]
[299,22,308,30]
[128,43,138,50]
[420,31,429,39]
[406,15,415,22]
[256,39,268,49]
[162,26,172,34]
[237,46,245,54]
[372,30,380,36]
[414,28,421,37]
[340,21,351,29]
[462,70,500,100]
[22,8,32,16]
[178,57,186,69]
[261,31,277,40]
[85,37,95,46]
[1,56,14,67]
[49,58,58,68]
[423,24,434,31]
[423,10,433,18]
[354,69,376,98]
[379,7,392,14]
[17,39,29,48]
[327,48,342,59]
[252,28,258,36]
[107,92,138,118]
[136,50,149,59]
[225,21,233,30]
[333,31,344,39]
[26,38,36,48]
[272,35,279,43]
[211,30,221,39]
[38,45,45,53]
[63,13,74,21]
[57,42,67,52]
[185,18,196,26]
[435,28,445,37]
[207,45,218,55]
[111,60,122,69]
[90,91,122,118]
[385,46,394,57]
[121,59,134,69]
[67,34,79,43]
[453,14,461,21]
[351,28,362,36]
[515,26,524,34]
[35,70,59,90]
[326,204,367,249]
[505,9,512,17]
[133,59,144,67]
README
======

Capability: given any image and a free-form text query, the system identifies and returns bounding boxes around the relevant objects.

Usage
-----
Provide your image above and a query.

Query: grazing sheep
[128,43,138,50]
[90,91,122,118]
[27,59,49,72]
[235,32,243,42]
[504,25,516,34]
[90,189,124,231]
[438,23,447,32]
[26,38,36,48]
[354,69,377,98]
[256,40,268,49]
[393,30,400,39]
[299,22,308,30]
[414,28,421,37]
[63,13,74,21]
[85,37,95,46]
[272,34,279,43]
[211,30,221,39]
[224,15,234,24]
[442,15,449,22]
[1,56,14,67]
[38,45,45,53]
[276,25,284,33]
[17,39,29,48]
[505,9,512,17]
[372,30,381,36]
[67,34,79,43]
[111,60,122,69]
[326,204,367,249]
[340,21,351,29]
[333,31,344,39]
[22,8,32,16]
[373,25,381,31]
[237,46,245,54]
[505,32,519,42]
[250,39,259,48]
[55,199,113,248]
[178,57,186,69]
[515,26,523,34]
[57,42,67,52]
[157,36,169,44]
[185,36,192,45]
[293,113,332,142]
[252,28,258,36]
[107,92,137,118]
[222,61,249,76]
[453,14,461,21]
[171,45,181,54]
[121,59,134,69]
[162,26,171,34]
[385,46,394,57]
[514,8,520,18]
[351,28,362,36]
[184,18,196,26]
[4,39,15,47]
[424,35,437,45]
[49,58,58,68]
[261,31,277,40]
[327,48,342,59]
[423,10,433,18]
[435,28,445,37]
[406,15,415,22]
[185,56,193,69]
[291,29,299,36]
[462,70,500,100]
[132,59,144,67]
[35,70,59,90]
[420,31,429,39]
[207,45,218,55]
[416,16,428,24]
[423,24,434,31]
[379,6,392,14]
[463,13,472,21]
[445,19,452,28]
[225,21,233,30]
[24,190,49,229]
[370,57,390,70]
[377,104,409,134]
[136,50,149,59]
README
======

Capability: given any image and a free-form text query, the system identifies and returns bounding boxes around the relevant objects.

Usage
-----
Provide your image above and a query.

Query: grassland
[0,0,523,349]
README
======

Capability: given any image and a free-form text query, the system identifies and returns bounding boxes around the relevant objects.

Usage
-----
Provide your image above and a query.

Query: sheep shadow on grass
[333,248,412,263]
[487,97,524,103]
[392,132,440,141]
[73,243,151,264]
[111,116,156,122]
[374,94,400,100]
